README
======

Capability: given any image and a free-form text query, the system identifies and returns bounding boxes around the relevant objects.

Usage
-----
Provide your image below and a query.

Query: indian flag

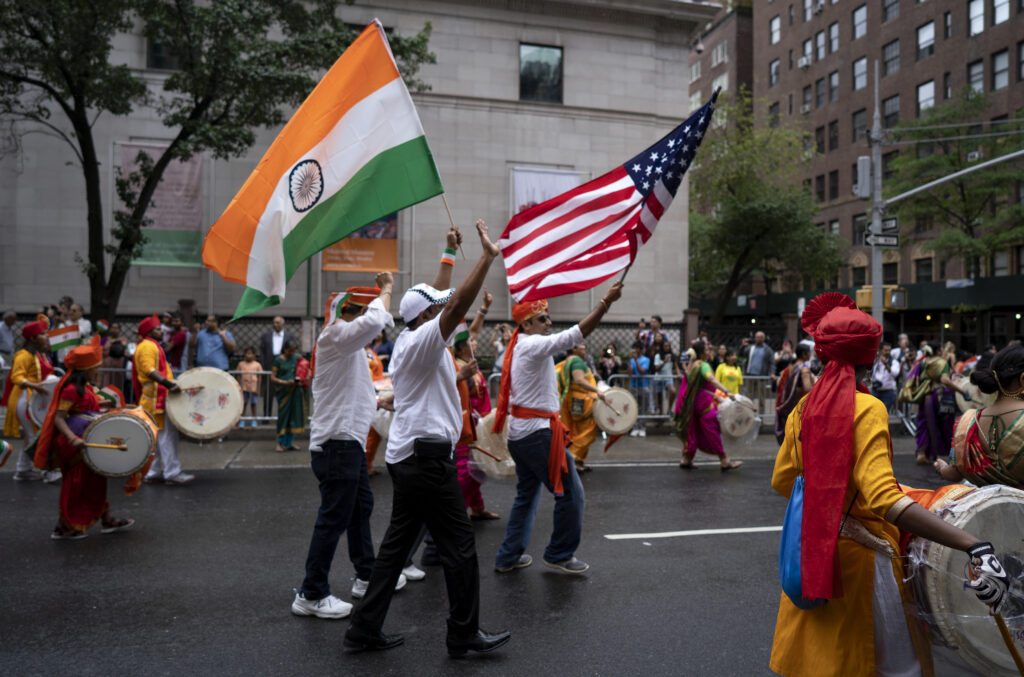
[48,325,81,351]
[454,320,470,343]
[202,20,444,319]
[324,292,349,326]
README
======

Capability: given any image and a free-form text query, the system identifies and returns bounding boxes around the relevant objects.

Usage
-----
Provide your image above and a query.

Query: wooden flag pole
[441,194,466,260]
[994,614,1024,676]
[618,263,633,284]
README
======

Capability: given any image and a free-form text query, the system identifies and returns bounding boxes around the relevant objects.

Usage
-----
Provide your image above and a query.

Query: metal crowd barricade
[606,374,675,422]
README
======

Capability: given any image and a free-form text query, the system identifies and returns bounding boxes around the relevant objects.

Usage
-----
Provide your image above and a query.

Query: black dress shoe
[343,627,404,653]
[446,629,511,657]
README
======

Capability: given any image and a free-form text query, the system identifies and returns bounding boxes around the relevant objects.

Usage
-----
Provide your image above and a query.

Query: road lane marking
[604,526,782,540]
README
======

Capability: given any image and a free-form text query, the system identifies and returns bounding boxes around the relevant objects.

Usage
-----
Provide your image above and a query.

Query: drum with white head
[472,411,516,480]
[955,376,998,413]
[165,367,244,439]
[82,406,158,477]
[593,387,639,436]
[28,375,61,427]
[717,394,758,439]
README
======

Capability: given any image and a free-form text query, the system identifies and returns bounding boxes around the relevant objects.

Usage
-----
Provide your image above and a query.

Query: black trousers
[349,440,480,639]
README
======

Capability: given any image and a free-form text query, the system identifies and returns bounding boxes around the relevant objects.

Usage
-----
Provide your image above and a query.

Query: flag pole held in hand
[441,194,466,260]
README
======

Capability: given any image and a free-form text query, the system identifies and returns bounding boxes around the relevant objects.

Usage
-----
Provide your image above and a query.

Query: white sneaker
[164,472,195,485]
[352,573,407,599]
[638,429,646,437]
[402,564,426,581]
[291,591,352,619]
[42,469,63,484]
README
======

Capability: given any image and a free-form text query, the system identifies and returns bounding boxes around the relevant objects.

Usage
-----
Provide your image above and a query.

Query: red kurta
[52,383,108,532]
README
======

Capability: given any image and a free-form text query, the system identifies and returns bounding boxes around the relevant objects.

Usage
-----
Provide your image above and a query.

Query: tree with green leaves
[885,88,1024,279]
[689,88,844,324]
[0,0,434,320]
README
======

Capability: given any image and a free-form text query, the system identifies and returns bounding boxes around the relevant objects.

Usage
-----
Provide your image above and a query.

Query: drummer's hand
[29,382,47,393]
[167,381,181,393]
[962,391,973,402]
[728,393,736,400]
[377,393,395,411]
[70,436,85,450]
[967,542,1009,615]
[596,391,608,403]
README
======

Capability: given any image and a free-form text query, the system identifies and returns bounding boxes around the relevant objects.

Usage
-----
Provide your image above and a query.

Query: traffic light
[855,285,907,311]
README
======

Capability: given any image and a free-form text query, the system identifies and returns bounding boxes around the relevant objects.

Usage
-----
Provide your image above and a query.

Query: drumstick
[470,444,502,462]
[994,614,1024,676]
[87,443,128,451]
[590,394,622,416]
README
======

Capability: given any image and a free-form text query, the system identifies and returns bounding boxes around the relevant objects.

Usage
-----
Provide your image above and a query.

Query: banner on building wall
[510,167,581,216]
[119,143,204,267]
[321,213,399,272]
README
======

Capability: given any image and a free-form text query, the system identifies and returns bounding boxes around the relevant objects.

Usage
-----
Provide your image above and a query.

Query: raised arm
[439,220,499,340]
[430,225,462,291]
[578,281,624,337]
[468,288,492,339]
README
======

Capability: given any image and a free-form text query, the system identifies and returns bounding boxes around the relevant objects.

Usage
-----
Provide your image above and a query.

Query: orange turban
[342,286,381,309]
[64,335,103,371]
[21,320,48,340]
[138,314,161,338]
[512,299,548,326]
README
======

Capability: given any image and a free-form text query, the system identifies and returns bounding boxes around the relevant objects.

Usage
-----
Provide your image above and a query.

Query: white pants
[873,552,922,677]
[146,419,181,480]
[14,392,36,472]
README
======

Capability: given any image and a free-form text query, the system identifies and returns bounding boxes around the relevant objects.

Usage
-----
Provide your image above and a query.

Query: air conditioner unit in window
[814,2,825,14]
[967,149,983,162]
[800,103,812,114]
[798,56,811,69]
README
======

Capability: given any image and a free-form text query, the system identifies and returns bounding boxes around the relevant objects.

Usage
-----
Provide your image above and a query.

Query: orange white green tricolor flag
[202,20,443,319]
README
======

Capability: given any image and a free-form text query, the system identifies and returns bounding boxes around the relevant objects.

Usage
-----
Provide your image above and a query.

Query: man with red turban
[492,280,623,576]
[34,336,134,539]
[134,314,192,485]
[2,320,60,482]
[770,293,1008,676]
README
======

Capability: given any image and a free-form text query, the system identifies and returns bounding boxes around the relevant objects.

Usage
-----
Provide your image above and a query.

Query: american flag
[500,91,718,302]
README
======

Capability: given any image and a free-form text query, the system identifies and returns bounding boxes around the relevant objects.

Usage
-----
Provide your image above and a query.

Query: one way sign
[866,233,899,247]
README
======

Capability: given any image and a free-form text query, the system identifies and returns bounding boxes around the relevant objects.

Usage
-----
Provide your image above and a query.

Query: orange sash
[510,404,571,496]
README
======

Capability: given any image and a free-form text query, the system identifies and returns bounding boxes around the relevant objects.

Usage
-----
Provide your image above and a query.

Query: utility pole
[869,60,884,325]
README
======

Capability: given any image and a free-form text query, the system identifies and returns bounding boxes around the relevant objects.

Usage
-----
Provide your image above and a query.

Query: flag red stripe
[503,169,626,234]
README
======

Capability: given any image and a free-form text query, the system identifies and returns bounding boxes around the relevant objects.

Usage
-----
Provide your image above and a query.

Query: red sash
[510,404,571,496]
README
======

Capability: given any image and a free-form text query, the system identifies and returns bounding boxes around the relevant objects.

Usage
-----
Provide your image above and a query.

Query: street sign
[865,233,899,247]
[881,216,898,232]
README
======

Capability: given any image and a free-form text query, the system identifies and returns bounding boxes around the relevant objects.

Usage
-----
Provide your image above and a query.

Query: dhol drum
[82,406,158,477]
[906,485,1024,676]
[955,376,998,413]
[28,374,61,427]
[592,387,639,436]
[717,394,759,440]
[165,367,244,439]
[472,412,516,480]
[371,378,393,440]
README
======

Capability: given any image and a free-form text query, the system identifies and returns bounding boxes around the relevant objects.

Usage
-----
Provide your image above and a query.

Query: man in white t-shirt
[491,281,623,576]
[345,221,511,657]
[290,274,408,621]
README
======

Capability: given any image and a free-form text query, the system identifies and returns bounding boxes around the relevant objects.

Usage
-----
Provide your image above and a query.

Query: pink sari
[672,360,724,457]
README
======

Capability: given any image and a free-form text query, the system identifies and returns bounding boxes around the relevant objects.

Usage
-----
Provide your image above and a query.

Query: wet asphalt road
[0,434,979,676]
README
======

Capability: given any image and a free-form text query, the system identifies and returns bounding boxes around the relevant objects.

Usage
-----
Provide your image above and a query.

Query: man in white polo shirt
[491,281,623,575]
[290,274,407,620]
[344,221,511,657]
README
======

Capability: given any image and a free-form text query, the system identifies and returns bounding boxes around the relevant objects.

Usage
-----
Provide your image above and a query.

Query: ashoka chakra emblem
[289,159,324,212]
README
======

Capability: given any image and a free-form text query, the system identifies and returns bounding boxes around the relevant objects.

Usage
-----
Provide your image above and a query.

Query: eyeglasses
[534,315,550,324]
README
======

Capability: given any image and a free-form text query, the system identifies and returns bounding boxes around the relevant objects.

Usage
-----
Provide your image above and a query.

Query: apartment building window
[915,214,934,233]
[992,50,1009,90]
[803,39,813,61]
[851,162,859,192]
[1020,42,1024,81]
[816,126,826,153]
[917,80,935,115]
[852,266,867,286]
[883,262,899,284]
[914,257,933,282]
[853,5,868,39]
[829,170,839,200]
[789,49,794,70]
[853,214,868,245]
[770,15,782,44]
[994,0,1009,25]
[993,250,1009,276]
[803,85,813,109]
[829,219,840,235]
[520,44,563,103]
[146,41,181,71]
[944,12,952,38]
[917,22,935,60]
[816,78,826,107]
[769,102,781,127]
[883,150,899,179]
[690,90,704,111]
[968,0,984,36]
[829,120,839,150]
[853,57,868,90]
[712,72,729,93]
[883,40,900,75]
[816,175,826,202]
[790,5,795,25]
[789,93,794,114]
[829,71,840,101]
[690,61,701,82]
[770,59,780,86]
[883,95,899,127]
[852,109,868,142]
[805,0,814,21]
[883,0,899,21]
[968,60,984,92]
[814,32,825,61]
[829,22,840,52]
[712,40,729,67]
[943,72,952,98]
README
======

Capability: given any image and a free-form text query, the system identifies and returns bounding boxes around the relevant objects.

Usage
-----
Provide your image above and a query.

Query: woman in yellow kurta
[714,350,743,395]
[556,343,606,472]
[1,320,57,481]
[770,293,1009,677]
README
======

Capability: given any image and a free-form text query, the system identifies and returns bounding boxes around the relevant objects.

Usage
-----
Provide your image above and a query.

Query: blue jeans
[299,439,375,600]
[495,429,585,568]
[872,388,896,413]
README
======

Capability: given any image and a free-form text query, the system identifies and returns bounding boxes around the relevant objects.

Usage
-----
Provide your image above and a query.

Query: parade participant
[34,336,134,539]
[773,344,814,444]
[714,349,743,395]
[555,343,606,473]
[903,342,969,465]
[452,327,499,521]
[770,293,1008,677]
[934,343,1024,488]
[271,341,306,452]
[135,314,193,485]
[363,342,386,476]
[674,340,743,471]
[291,275,409,620]
[2,320,60,482]
[344,220,511,656]
[492,282,623,576]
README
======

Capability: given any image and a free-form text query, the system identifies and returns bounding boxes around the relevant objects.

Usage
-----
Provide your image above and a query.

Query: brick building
[687,2,754,113]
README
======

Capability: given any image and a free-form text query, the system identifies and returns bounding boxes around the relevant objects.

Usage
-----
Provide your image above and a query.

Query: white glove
[967,542,1009,615]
